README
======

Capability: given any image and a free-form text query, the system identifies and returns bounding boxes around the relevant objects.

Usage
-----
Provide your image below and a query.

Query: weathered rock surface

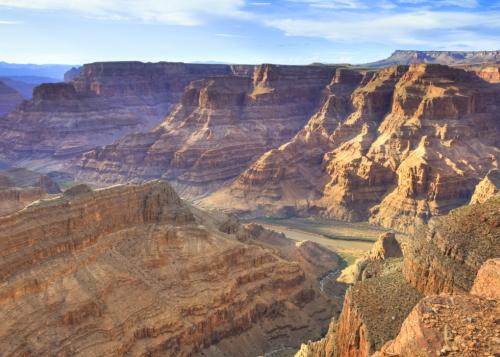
[378,259,500,357]
[0,180,342,356]
[474,66,500,83]
[470,169,500,204]
[211,64,500,232]
[0,81,23,116]
[403,196,500,295]
[0,167,61,216]
[365,50,500,67]
[0,62,233,171]
[75,64,339,197]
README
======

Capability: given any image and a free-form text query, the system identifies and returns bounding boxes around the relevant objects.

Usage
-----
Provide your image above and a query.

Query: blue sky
[0,0,499,65]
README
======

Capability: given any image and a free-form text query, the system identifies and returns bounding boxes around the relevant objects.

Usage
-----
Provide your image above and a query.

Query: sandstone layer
[0,167,61,216]
[0,180,342,356]
[0,62,232,171]
[0,81,23,116]
[75,64,338,197]
[209,64,500,232]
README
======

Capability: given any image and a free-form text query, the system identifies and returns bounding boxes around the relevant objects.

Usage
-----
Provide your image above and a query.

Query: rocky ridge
[209,64,500,232]
[0,180,343,356]
[294,197,500,357]
[75,64,339,197]
[364,50,500,67]
[0,62,233,171]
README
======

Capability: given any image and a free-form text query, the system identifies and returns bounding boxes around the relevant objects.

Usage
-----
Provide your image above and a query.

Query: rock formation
[0,180,343,356]
[364,50,500,67]
[296,196,500,357]
[0,81,23,116]
[403,196,500,295]
[0,62,233,171]
[0,167,61,216]
[210,64,500,232]
[470,169,500,204]
[75,64,338,197]
[377,259,500,357]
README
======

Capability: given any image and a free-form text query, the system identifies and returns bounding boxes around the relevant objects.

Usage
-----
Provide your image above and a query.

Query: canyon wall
[0,180,342,356]
[365,50,500,67]
[75,64,338,196]
[296,197,500,357]
[210,64,500,231]
[0,62,232,171]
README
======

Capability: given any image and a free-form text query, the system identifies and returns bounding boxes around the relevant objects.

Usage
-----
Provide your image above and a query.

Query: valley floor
[249,217,390,264]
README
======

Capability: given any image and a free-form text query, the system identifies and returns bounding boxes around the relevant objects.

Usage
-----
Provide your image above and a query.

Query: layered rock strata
[0,180,341,356]
[75,64,338,197]
[0,62,232,170]
[0,167,61,216]
[0,81,23,116]
[365,50,500,67]
[212,64,500,231]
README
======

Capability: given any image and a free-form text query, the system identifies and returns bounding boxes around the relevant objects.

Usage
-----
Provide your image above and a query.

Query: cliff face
[0,167,61,216]
[0,62,232,170]
[211,64,500,232]
[0,81,23,116]
[365,50,500,67]
[0,180,342,356]
[378,259,500,357]
[403,196,500,295]
[75,64,338,197]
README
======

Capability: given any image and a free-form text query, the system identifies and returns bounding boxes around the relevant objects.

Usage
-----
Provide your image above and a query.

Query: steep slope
[403,196,500,295]
[0,61,232,171]
[213,64,500,232]
[365,50,500,67]
[0,81,23,116]
[0,180,342,356]
[75,64,339,197]
[295,198,500,357]
[0,167,61,216]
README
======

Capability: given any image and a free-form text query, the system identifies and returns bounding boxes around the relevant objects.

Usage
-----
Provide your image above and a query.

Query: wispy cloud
[0,19,18,24]
[265,10,500,49]
[397,0,479,8]
[289,0,367,9]
[0,0,250,26]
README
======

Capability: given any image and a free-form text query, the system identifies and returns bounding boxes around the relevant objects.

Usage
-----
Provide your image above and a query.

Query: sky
[0,0,500,65]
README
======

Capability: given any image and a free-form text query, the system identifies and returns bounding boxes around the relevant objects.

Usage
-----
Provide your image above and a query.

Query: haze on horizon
[0,0,500,66]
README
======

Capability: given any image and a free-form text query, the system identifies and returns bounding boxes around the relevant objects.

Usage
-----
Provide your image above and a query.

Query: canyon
[0,53,498,357]
[0,60,497,233]
[0,180,344,356]
[0,81,23,116]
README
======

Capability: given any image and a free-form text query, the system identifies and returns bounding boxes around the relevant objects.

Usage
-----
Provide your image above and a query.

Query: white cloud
[265,10,500,48]
[289,0,366,9]
[0,19,18,24]
[398,0,479,8]
[0,0,249,26]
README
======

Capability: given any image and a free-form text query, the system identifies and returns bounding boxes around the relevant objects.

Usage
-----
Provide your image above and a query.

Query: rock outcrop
[470,169,500,204]
[0,167,61,216]
[378,259,500,357]
[75,64,339,197]
[0,180,342,356]
[403,196,500,295]
[0,81,23,116]
[0,62,232,171]
[364,50,500,67]
[211,64,500,232]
